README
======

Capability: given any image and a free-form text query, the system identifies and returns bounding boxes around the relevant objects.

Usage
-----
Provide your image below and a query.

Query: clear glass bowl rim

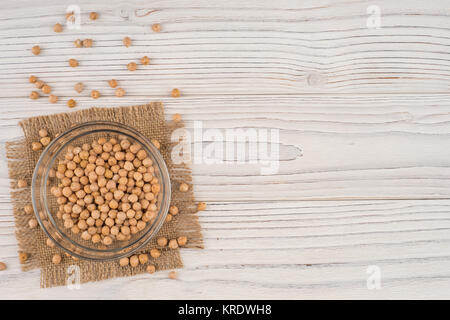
[31,120,171,261]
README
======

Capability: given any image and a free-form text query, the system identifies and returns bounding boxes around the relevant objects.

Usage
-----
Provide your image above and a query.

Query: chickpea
[115,88,125,97]
[165,213,172,223]
[46,238,55,248]
[138,254,148,264]
[123,37,132,47]
[168,239,178,249]
[150,248,161,258]
[179,183,189,192]
[172,113,182,122]
[40,136,51,147]
[130,255,139,267]
[197,202,207,211]
[91,90,100,99]
[141,56,150,65]
[32,141,43,151]
[18,252,28,264]
[157,237,167,247]
[89,12,98,20]
[67,99,76,108]
[171,88,181,98]
[49,95,58,103]
[24,204,33,214]
[53,23,63,33]
[29,75,37,83]
[147,264,156,274]
[119,257,129,267]
[82,39,93,48]
[168,271,177,279]
[17,179,27,188]
[52,254,61,265]
[108,79,117,88]
[42,84,51,94]
[74,82,84,93]
[177,236,187,246]
[151,24,161,32]
[169,205,178,215]
[30,91,39,100]
[28,218,38,229]
[69,59,78,67]
[31,45,40,55]
[127,62,137,71]
[74,39,82,48]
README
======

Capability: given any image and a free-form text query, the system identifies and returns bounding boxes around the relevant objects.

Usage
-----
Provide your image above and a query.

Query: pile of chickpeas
[50,136,161,246]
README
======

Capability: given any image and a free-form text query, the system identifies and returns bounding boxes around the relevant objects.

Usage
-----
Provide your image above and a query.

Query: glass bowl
[31,121,171,261]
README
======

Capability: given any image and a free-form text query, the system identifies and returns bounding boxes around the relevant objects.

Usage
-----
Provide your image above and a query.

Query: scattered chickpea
[69,59,79,67]
[141,56,150,65]
[151,24,161,32]
[0,262,6,271]
[24,204,33,214]
[42,84,51,94]
[179,183,189,192]
[74,39,82,48]
[32,141,43,151]
[39,129,48,138]
[119,257,129,267]
[52,254,61,265]
[91,90,100,99]
[18,252,28,264]
[65,12,74,21]
[115,88,125,97]
[49,95,58,103]
[168,239,178,249]
[168,271,177,279]
[46,238,55,248]
[157,237,168,247]
[83,39,93,48]
[172,113,182,122]
[31,45,40,55]
[74,82,84,93]
[127,62,137,71]
[29,75,37,83]
[177,236,187,246]
[171,88,181,98]
[41,136,51,147]
[130,255,139,267]
[89,12,98,20]
[123,37,132,47]
[28,218,38,229]
[197,202,207,211]
[17,179,27,188]
[138,254,148,264]
[165,213,173,223]
[150,248,161,258]
[108,79,117,88]
[169,206,178,215]
[67,99,76,108]
[30,91,40,100]
[53,23,63,33]
[146,264,156,274]
[35,80,44,89]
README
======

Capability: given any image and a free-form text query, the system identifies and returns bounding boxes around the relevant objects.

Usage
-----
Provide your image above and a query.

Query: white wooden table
[1,0,450,299]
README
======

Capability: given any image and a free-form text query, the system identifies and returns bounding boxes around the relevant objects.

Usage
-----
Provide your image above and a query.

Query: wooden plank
[0,199,450,299]
[1,95,450,200]
[0,0,449,95]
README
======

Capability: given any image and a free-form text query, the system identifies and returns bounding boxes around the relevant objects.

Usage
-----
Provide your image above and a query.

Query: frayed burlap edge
[6,103,203,287]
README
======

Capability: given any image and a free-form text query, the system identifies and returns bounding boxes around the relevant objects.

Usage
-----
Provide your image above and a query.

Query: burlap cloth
[6,103,203,287]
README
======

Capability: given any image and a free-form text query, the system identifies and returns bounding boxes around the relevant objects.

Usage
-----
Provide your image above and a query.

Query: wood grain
[0,0,450,299]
